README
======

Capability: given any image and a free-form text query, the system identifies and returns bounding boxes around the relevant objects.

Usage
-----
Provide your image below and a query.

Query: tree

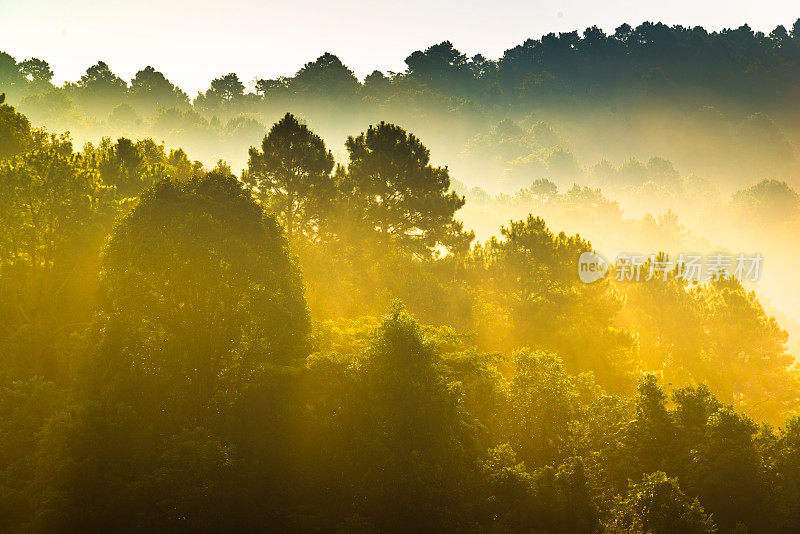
[254,76,289,97]
[468,215,635,390]
[244,113,334,241]
[622,375,676,478]
[731,179,800,222]
[607,472,716,534]
[100,172,309,417]
[343,303,477,531]
[772,415,800,531]
[685,407,765,533]
[405,42,475,96]
[363,70,391,97]
[200,73,244,106]
[82,136,203,197]
[0,53,25,100]
[210,74,244,101]
[503,350,578,468]
[129,66,189,113]
[530,178,558,202]
[292,52,360,98]
[0,96,32,159]
[481,447,601,533]
[0,132,115,380]
[343,122,472,257]
[791,18,800,40]
[18,58,54,92]
[72,61,128,114]
[696,278,798,421]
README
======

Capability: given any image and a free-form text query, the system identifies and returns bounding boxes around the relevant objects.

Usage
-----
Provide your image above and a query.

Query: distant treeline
[5,20,800,190]
[4,20,800,112]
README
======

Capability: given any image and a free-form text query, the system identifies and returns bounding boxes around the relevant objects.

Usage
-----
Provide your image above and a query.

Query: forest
[2,18,800,534]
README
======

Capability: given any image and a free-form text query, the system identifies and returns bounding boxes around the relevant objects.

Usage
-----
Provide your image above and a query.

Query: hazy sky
[1,0,797,95]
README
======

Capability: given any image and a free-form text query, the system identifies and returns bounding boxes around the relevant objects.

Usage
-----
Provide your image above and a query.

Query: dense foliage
[0,83,799,533]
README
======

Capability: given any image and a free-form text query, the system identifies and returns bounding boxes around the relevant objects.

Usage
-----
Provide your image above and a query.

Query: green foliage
[503,350,578,468]
[292,53,360,99]
[685,407,765,533]
[607,472,716,534]
[84,136,203,197]
[469,214,636,389]
[195,73,246,113]
[18,59,53,91]
[337,305,479,531]
[67,61,127,116]
[0,133,116,382]
[245,112,335,240]
[0,98,799,533]
[99,172,309,415]
[481,445,601,533]
[343,122,473,257]
[0,97,32,159]
[129,66,189,114]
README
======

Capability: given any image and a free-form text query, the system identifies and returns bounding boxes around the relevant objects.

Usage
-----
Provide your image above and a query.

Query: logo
[578,251,609,283]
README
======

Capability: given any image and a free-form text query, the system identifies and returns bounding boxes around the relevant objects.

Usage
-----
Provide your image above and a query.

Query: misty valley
[2,17,800,534]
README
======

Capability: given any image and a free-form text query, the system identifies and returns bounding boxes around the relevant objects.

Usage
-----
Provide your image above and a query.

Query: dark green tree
[18,58,54,92]
[0,95,32,159]
[0,53,25,100]
[71,61,127,115]
[345,304,478,531]
[343,122,472,257]
[608,472,716,534]
[292,52,360,98]
[129,66,189,114]
[503,350,578,468]
[100,172,309,417]
[245,112,334,241]
[198,73,245,109]
[685,407,765,533]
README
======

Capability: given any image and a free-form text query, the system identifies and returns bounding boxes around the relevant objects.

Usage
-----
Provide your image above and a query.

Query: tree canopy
[1,36,800,532]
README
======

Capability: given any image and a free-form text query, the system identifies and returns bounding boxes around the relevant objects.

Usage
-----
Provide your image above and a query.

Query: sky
[1,0,798,95]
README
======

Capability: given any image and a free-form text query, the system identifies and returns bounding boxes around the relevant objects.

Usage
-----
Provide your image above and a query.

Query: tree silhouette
[343,122,472,257]
[245,112,334,241]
